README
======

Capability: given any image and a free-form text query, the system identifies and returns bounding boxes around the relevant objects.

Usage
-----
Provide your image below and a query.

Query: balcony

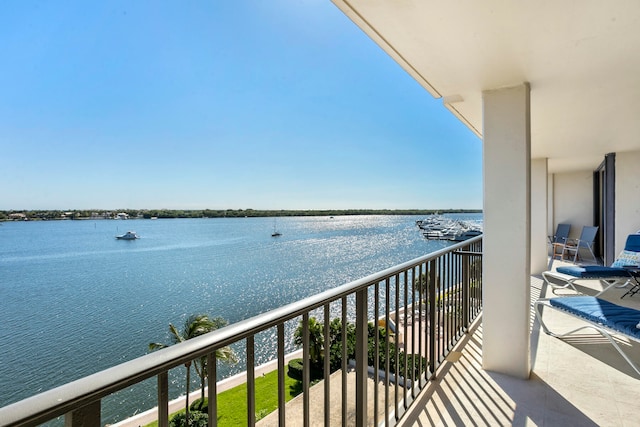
[397,266,640,426]
[258,261,640,426]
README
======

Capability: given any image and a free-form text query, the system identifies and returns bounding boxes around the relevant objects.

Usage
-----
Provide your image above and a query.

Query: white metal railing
[0,236,482,427]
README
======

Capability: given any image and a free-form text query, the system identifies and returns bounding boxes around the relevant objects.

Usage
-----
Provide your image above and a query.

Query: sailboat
[271,218,282,237]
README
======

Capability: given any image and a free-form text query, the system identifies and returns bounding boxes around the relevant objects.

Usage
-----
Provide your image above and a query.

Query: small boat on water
[271,218,282,237]
[116,231,139,240]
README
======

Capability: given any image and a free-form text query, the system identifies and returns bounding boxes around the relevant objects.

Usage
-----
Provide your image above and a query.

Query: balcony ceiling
[332,1,640,172]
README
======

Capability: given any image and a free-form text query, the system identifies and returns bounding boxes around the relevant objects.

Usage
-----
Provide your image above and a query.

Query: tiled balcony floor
[398,264,640,427]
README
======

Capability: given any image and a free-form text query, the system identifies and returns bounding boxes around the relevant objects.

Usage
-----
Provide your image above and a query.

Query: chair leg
[541,271,580,294]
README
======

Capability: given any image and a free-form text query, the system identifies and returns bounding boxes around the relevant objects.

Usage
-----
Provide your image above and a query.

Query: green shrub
[287,358,304,381]
[190,397,208,413]
[169,411,208,427]
[287,358,324,382]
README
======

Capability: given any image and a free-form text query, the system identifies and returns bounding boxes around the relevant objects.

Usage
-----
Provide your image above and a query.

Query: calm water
[0,214,480,423]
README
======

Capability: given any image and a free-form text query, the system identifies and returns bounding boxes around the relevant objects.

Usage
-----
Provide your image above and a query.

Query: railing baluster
[457,251,462,336]
[428,259,437,380]
[458,251,463,336]
[374,282,379,427]
[444,257,449,355]
[394,273,400,421]
[158,372,168,427]
[207,353,217,427]
[65,400,100,427]
[450,253,455,340]
[278,324,286,426]
[443,257,448,357]
[355,287,368,427]
[341,296,347,427]
[323,304,330,427]
[403,270,409,411]
[302,313,310,427]
[452,252,458,339]
[384,278,390,424]
[463,253,470,330]
[247,336,255,426]
[411,265,418,400]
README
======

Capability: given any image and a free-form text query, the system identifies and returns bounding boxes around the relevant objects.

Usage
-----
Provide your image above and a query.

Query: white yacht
[116,231,139,240]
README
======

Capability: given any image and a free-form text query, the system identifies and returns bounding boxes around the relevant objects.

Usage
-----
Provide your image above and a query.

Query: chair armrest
[564,237,578,246]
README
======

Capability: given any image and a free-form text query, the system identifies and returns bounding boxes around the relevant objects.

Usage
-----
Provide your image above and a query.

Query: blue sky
[0,1,482,211]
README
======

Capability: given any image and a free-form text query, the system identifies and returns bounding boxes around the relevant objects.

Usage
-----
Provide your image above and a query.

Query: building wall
[547,174,554,237]
[531,159,548,274]
[615,150,640,254]
[551,170,593,239]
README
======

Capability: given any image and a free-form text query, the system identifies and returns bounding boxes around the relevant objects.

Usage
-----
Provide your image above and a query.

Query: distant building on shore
[8,213,27,221]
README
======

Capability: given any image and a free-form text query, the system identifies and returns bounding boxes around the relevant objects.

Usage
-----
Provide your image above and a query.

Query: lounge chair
[548,223,571,260]
[560,225,599,264]
[542,234,640,296]
[535,296,640,376]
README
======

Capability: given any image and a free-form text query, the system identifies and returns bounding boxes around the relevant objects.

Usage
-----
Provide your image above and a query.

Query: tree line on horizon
[0,208,482,221]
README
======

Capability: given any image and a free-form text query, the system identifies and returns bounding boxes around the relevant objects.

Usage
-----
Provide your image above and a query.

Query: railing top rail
[0,235,482,427]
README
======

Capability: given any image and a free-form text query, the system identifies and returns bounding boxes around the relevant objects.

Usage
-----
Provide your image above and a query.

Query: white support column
[482,83,531,379]
[531,158,548,274]
[547,173,555,237]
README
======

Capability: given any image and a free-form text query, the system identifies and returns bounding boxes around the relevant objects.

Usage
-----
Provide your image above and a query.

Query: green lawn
[144,369,300,426]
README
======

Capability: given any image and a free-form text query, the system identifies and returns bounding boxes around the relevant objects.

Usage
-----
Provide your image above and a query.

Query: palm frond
[216,346,238,364]
[169,323,185,344]
[148,342,167,351]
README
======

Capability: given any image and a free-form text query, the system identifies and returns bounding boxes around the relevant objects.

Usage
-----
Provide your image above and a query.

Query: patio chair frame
[535,297,640,376]
[542,234,640,296]
[548,223,571,260]
[561,225,599,264]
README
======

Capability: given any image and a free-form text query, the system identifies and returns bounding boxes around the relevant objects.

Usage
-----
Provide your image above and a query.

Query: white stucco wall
[615,150,640,254]
[531,159,548,274]
[547,174,554,237]
[551,170,594,239]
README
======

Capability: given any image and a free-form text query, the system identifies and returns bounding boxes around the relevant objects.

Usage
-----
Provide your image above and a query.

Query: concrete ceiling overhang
[332,1,640,173]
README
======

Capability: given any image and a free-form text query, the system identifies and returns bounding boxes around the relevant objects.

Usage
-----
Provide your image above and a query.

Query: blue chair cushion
[550,296,640,339]
[624,234,640,253]
[556,265,631,278]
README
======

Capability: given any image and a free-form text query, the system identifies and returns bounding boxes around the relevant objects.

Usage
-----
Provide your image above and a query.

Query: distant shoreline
[0,209,482,222]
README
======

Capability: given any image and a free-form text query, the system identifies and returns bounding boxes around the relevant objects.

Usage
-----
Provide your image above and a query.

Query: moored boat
[116,231,139,240]
[451,229,483,241]
[417,215,482,241]
[271,218,282,237]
